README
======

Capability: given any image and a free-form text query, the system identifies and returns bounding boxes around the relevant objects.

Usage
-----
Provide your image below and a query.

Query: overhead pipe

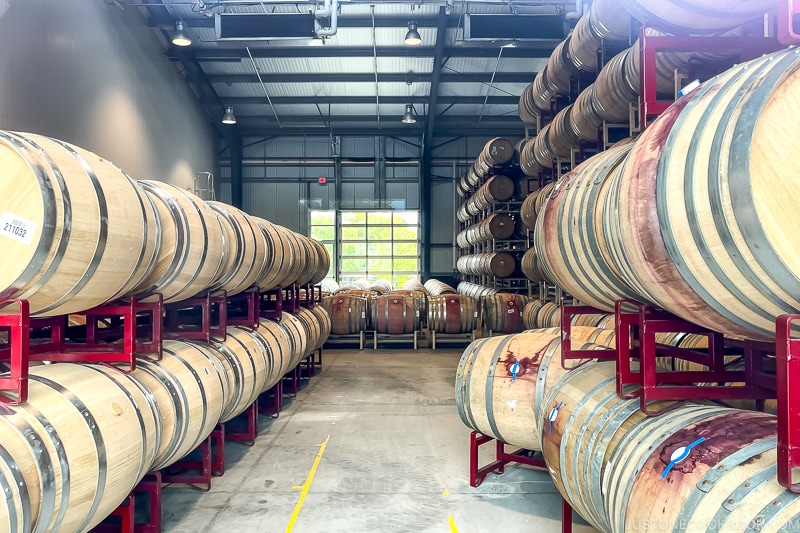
[314,0,339,37]
[565,0,589,21]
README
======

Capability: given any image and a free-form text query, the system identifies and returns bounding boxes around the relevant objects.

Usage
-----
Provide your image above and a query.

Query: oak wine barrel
[428,294,478,334]
[320,294,368,335]
[457,252,517,279]
[0,132,160,316]
[371,294,420,334]
[481,293,530,334]
[456,281,498,300]
[424,279,457,296]
[520,247,549,283]
[206,202,268,296]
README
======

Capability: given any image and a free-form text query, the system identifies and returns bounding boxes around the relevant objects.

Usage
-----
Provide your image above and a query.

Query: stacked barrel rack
[0,131,332,533]
[456,0,800,531]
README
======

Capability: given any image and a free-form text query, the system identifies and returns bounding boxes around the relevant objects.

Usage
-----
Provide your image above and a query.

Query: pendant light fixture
[221,106,237,124]
[401,104,416,124]
[172,21,192,47]
[404,21,422,46]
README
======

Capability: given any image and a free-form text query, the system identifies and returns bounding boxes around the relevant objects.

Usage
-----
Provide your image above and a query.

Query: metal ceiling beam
[233,114,522,124]
[187,46,554,60]
[236,126,526,137]
[206,72,532,83]
[223,95,520,104]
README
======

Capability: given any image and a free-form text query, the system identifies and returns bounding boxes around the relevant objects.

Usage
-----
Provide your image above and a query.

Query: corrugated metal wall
[0,1,215,189]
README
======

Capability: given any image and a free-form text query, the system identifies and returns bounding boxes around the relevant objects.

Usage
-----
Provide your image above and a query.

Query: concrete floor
[161,347,600,533]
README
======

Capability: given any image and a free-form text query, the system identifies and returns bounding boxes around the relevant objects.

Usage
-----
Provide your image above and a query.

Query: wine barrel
[320,294,368,334]
[482,293,529,334]
[539,361,676,530]
[532,69,556,113]
[132,340,225,471]
[293,306,325,353]
[522,300,560,329]
[536,142,640,311]
[403,279,427,293]
[307,304,332,350]
[371,294,420,334]
[279,312,311,369]
[292,234,316,287]
[473,137,515,176]
[519,134,542,177]
[545,40,576,94]
[534,182,555,215]
[456,281,498,300]
[592,48,638,123]
[520,247,549,283]
[211,328,270,423]
[253,318,295,388]
[457,253,517,278]
[571,84,604,142]
[251,218,294,291]
[455,331,610,451]
[568,15,601,72]
[519,83,541,125]
[307,238,331,286]
[136,181,225,303]
[207,202,268,296]
[606,406,795,533]
[0,364,156,533]
[520,193,538,230]
[0,132,160,316]
[424,279,457,296]
[367,279,394,293]
[464,175,516,218]
[618,0,776,33]
[457,213,516,248]
[588,0,631,41]
[320,278,339,295]
[428,294,478,334]
[549,104,581,158]
[533,124,557,168]
[389,290,427,325]
[615,49,800,339]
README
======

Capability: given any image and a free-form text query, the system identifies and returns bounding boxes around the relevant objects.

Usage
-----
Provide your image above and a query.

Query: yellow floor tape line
[449,516,459,533]
[285,435,331,533]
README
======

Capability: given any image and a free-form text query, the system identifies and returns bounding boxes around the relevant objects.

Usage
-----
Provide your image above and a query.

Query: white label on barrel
[507,309,515,314]
[362,312,365,318]
[474,312,478,317]
[0,212,36,245]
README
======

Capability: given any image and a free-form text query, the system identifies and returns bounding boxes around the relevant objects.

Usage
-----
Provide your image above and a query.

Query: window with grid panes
[338,210,419,287]
[308,210,336,280]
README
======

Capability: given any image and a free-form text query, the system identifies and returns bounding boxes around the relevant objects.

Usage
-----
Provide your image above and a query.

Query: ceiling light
[222,106,237,124]
[404,21,422,46]
[172,21,192,46]
[401,104,416,124]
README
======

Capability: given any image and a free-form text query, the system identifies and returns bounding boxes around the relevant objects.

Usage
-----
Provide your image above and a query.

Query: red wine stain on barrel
[500,349,542,378]
[658,411,775,477]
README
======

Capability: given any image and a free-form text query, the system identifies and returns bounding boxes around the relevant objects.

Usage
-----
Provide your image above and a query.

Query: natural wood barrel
[520,247,549,283]
[307,305,332,350]
[522,300,560,329]
[389,290,428,325]
[207,202,268,296]
[307,238,331,286]
[0,363,155,533]
[131,340,225,471]
[533,124,558,168]
[461,175,516,219]
[539,361,675,531]
[519,82,541,125]
[455,331,610,451]
[473,137,515,176]
[424,279,457,296]
[618,0,776,33]
[532,69,557,113]
[0,132,160,316]
[403,279,427,293]
[456,281,498,300]
[136,181,225,303]
[428,294,478,334]
[545,40,576,95]
[568,15,601,72]
[536,142,640,311]
[588,0,631,40]
[615,49,800,339]
[371,294,420,334]
[211,328,269,423]
[520,193,538,230]
[481,293,530,334]
[549,104,582,158]
[606,406,794,533]
[457,252,517,278]
[592,48,638,122]
[279,312,311,369]
[253,318,295,388]
[519,134,542,177]
[457,213,516,248]
[293,306,326,353]
[320,294,368,335]
[571,84,604,142]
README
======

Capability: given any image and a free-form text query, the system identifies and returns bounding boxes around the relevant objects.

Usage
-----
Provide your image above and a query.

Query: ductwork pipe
[314,0,339,37]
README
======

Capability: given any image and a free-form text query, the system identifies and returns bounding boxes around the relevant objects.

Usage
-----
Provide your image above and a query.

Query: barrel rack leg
[777,314,800,492]
[259,381,282,418]
[224,399,258,447]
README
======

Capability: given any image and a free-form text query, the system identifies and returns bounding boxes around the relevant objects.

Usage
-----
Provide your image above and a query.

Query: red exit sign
[318,176,327,185]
